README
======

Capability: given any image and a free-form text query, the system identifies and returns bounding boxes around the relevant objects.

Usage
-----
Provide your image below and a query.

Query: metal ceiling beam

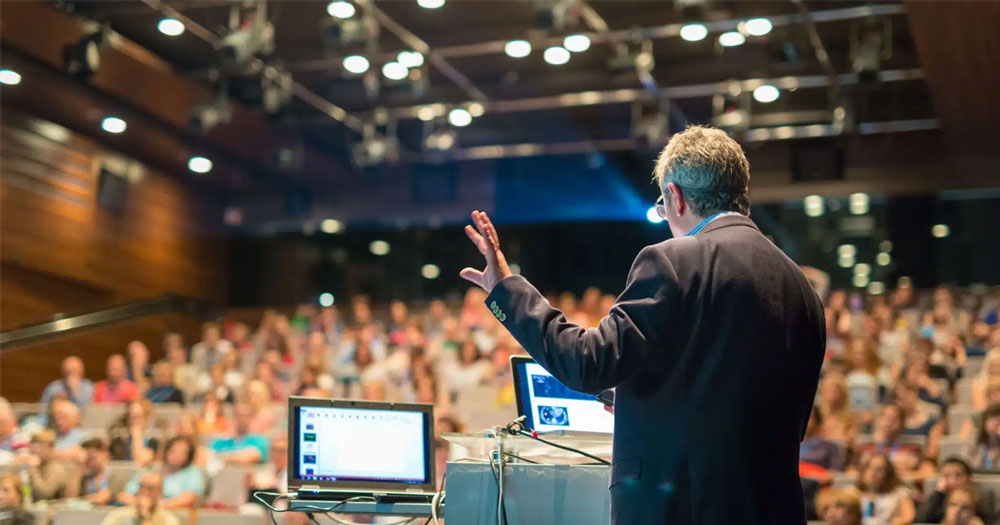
[299,69,924,124]
[286,4,906,74]
[790,0,841,106]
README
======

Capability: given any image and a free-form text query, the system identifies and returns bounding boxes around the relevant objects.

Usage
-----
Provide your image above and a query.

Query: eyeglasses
[654,194,668,221]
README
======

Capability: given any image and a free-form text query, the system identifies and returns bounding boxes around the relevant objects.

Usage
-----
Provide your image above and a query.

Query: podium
[442,432,612,525]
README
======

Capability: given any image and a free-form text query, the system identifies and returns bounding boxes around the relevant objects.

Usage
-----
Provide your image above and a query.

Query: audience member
[248,437,287,493]
[93,354,140,404]
[195,394,232,437]
[108,400,157,465]
[191,322,232,371]
[40,356,94,407]
[894,381,944,460]
[974,354,1000,411]
[941,485,985,525]
[209,403,269,465]
[245,380,277,433]
[918,457,1000,523]
[0,473,35,525]
[146,362,185,404]
[16,430,78,500]
[102,472,180,525]
[801,406,845,472]
[127,340,153,390]
[49,398,86,462]
[78,438,113,505]
[0,398,27,462]
[967,403,1000,471]
[817,373,858,441]
[856,454,915,525]
[119,436,204,509]
[855,404,936,482]
[817,487,864,525]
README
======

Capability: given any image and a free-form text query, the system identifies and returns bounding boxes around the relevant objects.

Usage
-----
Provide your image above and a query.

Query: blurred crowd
[1,281,999,525]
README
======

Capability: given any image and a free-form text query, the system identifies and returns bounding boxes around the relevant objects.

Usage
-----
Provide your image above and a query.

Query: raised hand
[459,210,512,292]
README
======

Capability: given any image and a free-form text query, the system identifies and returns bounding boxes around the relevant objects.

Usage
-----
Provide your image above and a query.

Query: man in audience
[50,398,86,461]
[146,361,185,404]
[249,436,288,493]
[16,430,79,500]
[854,403,937,482]
[0,398,27,463]
[40,356,94,407]
[0,473,35,525]
[209,403,269,465]
[919,457,1000,523]
[78,438,113,505]
[191,322,232,371]
[93,354,140,404]
[817,487,863,525]
[127,340,153,390]
[102,472,180,525]
[119,436,204,510]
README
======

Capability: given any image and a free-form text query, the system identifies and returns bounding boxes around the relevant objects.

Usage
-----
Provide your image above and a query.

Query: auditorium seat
[934,378,951,404]
[948,405,978,435]
[81,405,124,429]
[206,465,257,508]
[938,436,972,464]
[956,379,974,406]
[965,357,986,378]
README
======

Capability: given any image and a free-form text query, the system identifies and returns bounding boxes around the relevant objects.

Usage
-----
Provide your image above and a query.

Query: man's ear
[667,182,685,216]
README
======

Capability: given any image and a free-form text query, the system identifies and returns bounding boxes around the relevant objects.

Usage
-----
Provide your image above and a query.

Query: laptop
[510,355,614,435]
[287,397,436,502]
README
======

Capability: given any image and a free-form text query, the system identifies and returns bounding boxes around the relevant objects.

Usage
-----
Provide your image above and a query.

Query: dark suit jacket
[486,215,826,524]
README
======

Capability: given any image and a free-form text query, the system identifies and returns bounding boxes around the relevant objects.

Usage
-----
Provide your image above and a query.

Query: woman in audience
[108,400,157,466]
[941,485,985,525]
[245,380,276,434]
[801,406,845,471]
[145,362,184,404]
[447,339,492,395]
[853,404,936,483]
[817,373,858,442]
[918,457,1000,523]
[894,381,944,460]
[172,415,210,467]
[856,454,915,525]
[0,473,34,525]
[119,436,204,509]
[817,487,863,525]
[962,379,1000,440]
[196,393,233,437]
[972,353,1000,411]
[967,403,1000,471]
[126,340,153,390]
[846,339,892,402]
[198,363,235,404]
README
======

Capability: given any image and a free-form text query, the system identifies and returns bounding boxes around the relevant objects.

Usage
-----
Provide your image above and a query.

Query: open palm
[459,210,512,292]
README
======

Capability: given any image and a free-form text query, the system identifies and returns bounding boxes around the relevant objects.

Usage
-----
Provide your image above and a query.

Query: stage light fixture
[679,23,708,42]
[932,224,950,238]
[804,195,824,217]
[187,156,213,174]
[190,88,233,133]
[327,1,356,19]
[417,0,445,8]
[369,240,391,256]
[448,108,472,127]
[421,264,441,280]
[382,61,408,80]
[216,3,275,70]
[849,192,869,215]
[158,18,185,36]
[398,50,425,68]
[564,34,591,52]
[752,85,779,103]
[743,18,773,36]
[718,31,745,47]
[101,117,127,134]
[543,46,570,65]
[467,102,485,117]
[343,55,370,74]
[321,219,342,234]
[646,206,663,224]
[505,40,532,58]
[877,252,891,266]
[319,293,335,307]
[0,69,21,86]
[64,25,110,79]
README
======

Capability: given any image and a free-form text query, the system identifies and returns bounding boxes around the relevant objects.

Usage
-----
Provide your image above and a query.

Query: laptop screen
[512,357,614,434]
[293,404,432,486]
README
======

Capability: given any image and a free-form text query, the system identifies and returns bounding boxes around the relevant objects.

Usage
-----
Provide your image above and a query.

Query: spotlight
[853,263,871,277]
[932,224,950,238]
[467,102,485,117]
[849,192,869,215]
[543,46,570,65]
[417,106,437,121]
[425,129,456,151]
[64,25,110,79]
[187,156,213,174]
[505,40,532,58]
[397,51,425,68]
[837,244,856,258]
[343,55,370,74]
[646,206,663,224]
[319,293,335,307]
[101,117,127,134]
[876,252,891,266]
[321,219,342,234]
[679,23,708,42]
[752,85,780,103]
[878,240,893,252]
[382,61,408,80]
[718,31,745,47]
[421,264,441,280]
[563,34,591,53]
[838,253,855,268]
[448,108,472,127]
[868,281,886,295]
[260,65,293,114]
[417,0,445,8]
[0,69,21,86]
[369,240,391,255]
[804,195,824,217]
[190,87,232,132]
[157,18,185,36]
[509,263,521,275]
[216,2,275,70]
[327,1,355,19]
[743,18,773,37]
[852,274,870,288]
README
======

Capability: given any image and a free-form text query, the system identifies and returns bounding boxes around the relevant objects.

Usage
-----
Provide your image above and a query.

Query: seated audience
[941,485,985,525]
[191,322,233,371]
[16,430,78,500]
[801,406,845,472]
[447,339,492,394]
[0,398,27,463]
[972,353,1000,411]
[245,380,277,433]
[102,472,180,525]
[967,403,1000,471]
[172,415,210,467]
[817,487,864,525]
[817,373,859,442]
[857,454,915,525]
[79,438,113,505]
[249,437,288,493]
[146,362,185,404]
[127,340,153,390]
[918,457,1000,523]
[894,381,944,460]
[119,436,204,509]
[108,400,157,465]
[209,403,269,465]
[164,333,198,397]
[40,356,94,407]
[0,473,35,525]
[50,398,86,461]
[854,404,936,482]
[196,394,233,437]
[93,354,140,404]
[962,380,1000,440]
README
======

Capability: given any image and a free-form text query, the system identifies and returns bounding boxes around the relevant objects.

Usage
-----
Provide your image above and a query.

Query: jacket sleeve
[485,245,680,394]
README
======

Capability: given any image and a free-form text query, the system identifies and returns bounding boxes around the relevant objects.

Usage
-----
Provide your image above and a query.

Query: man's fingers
[459,267,485,288]
[465,225,488,255]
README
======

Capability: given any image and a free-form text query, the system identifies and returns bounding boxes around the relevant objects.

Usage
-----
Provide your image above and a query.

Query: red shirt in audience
[92,380,140,404]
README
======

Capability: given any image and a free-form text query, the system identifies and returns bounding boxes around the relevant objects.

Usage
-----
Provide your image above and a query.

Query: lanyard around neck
[686,212,721,236]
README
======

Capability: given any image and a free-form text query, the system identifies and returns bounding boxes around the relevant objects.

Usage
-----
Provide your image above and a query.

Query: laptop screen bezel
[287,397,436,494]
[509,355,614,435]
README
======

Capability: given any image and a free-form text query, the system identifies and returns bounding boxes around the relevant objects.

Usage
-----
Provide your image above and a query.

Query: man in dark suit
[460,125,826,524]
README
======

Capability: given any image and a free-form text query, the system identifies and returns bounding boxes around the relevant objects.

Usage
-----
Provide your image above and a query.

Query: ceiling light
[342,55,369,74]
[382,61,408,80]
[543,46,571,65]
[101,117,127,134]
[327,1,356,19]
[397,50,424,68]
[426,129,456,151]
[932,224,950,238]
[849,192,869,215]
[467,102,485,117]
[157,18,185,37]
[321,219,342,234]
[837,244,856,258]
[187,156,213,174]
[646,206,663,224]
[505,40,531,58]
[838,253,855,268]
[876,252,892,266]
[853,263,871,277]
[719,31,746,47]
[752,85,780,103]
[448,108,472,127]
[852,274,870,288]
[679,23,708,42]
[421,263,441,280]
[417,0,445,8]
[0,69,21,86]
[319,293,335,307]
[743,18,773,37]
[563,34,591,53]
[369,240,391,256]
[878,240,893,252]
[803,195,824,217]
[417,106,437,121]
[868,281,885,295]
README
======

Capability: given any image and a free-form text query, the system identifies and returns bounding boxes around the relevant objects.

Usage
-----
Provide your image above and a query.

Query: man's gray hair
[653,125,750,216]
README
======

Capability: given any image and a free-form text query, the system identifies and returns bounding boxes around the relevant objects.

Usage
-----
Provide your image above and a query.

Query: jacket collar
[695,213,760,236]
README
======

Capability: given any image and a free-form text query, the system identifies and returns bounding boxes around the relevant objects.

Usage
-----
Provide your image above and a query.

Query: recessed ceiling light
[342,55,370,74]
[563,34,591,53]
[679,24,708,42]
[719,31,746,47]
[467,102,485,117]
[397,51,425,68]
[0,69,22,86]
[321,219,342,234]
[752,85,780,103]
[187,156,213,174]
[504,40,531,58]
[417,106,437,121]
[543,46,570,65]
[326,1,355,19]
[417,0,445,8]
[157,18,185,37]
[744,18,773,37]
[421,263,441,280]
[932,224,950,238]
[382,61,408,80]
[448,108,472,127]
[101,117,127,134]
[369,240,391,255]
[319,293,335,307]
